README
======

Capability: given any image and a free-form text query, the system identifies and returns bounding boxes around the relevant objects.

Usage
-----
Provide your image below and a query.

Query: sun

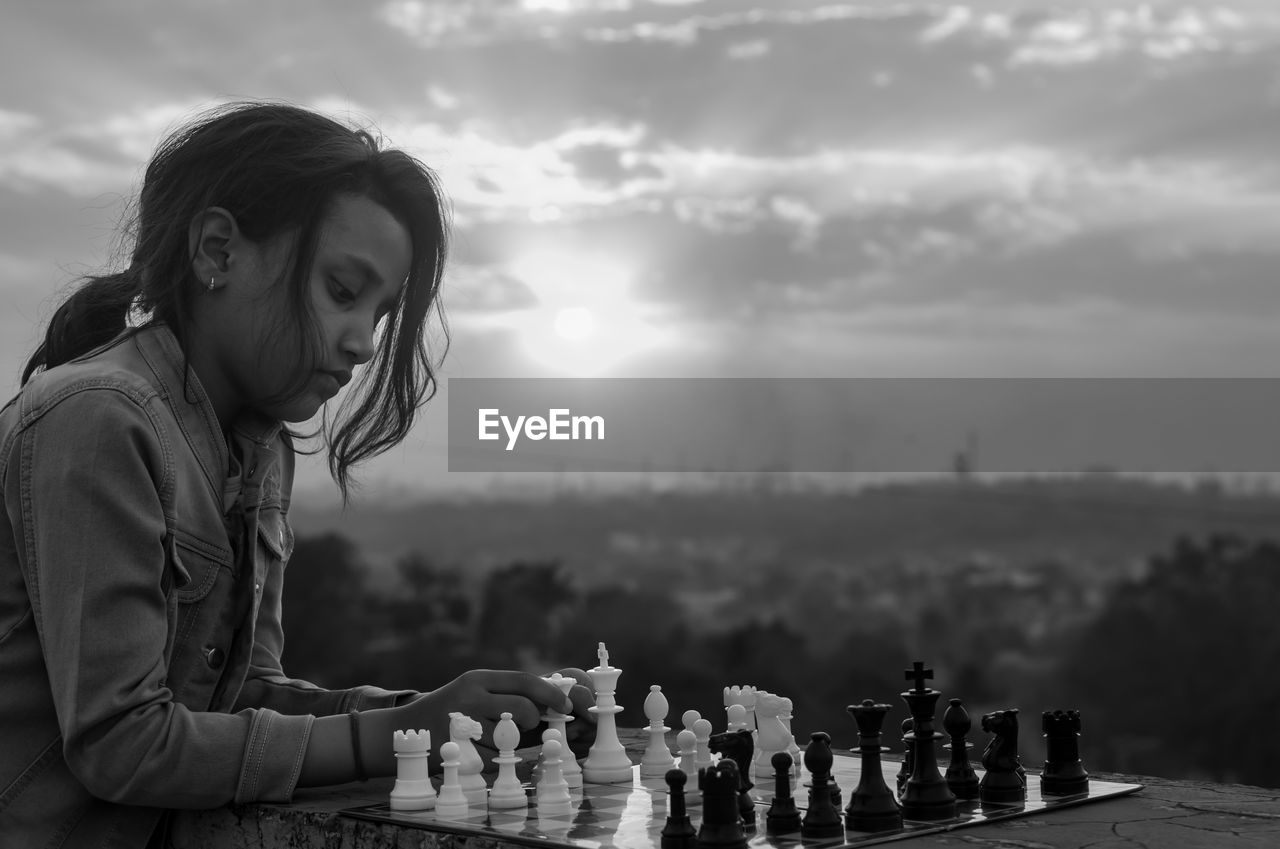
[553,306,597,342]
[507,248,662,376]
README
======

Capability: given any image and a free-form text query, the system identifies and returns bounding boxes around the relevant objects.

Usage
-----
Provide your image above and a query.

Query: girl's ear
[188,207,238,287]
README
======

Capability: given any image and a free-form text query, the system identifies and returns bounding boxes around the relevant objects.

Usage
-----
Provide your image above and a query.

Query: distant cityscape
[287,475,1280,786]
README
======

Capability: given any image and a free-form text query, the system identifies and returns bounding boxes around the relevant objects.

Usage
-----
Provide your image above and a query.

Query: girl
[0,102,593,849]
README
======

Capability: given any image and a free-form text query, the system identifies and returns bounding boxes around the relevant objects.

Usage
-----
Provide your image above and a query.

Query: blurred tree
[476,560,580,663]
[389,552,472,641]
[363,552,479,690]
[280,532,370,687]
[1060,534,1280,785]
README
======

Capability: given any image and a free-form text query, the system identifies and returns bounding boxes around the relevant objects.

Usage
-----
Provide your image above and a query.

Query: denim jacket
[0,325,413,849]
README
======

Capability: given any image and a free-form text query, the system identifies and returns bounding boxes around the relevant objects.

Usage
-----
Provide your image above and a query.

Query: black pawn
[896,717,914,795]
[845,700,903,833]
[800,732,844,839]
[1041,710,1089,796]
[662,769,698,849]
[765,752,801,835]
[942,698,979,800]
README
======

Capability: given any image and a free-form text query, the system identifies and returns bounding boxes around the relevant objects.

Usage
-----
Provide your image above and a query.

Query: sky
[2,0,1279,500]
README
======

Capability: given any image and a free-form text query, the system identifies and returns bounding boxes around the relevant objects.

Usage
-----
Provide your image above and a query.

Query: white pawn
[726,703,749,733]
[536,737,574,814]
[448,712,488,807]
[781,697,801,776]
[489,712,527,809]
[390,729,436,811]
[542,673,583,788]
[640,685,678,778]
[724,685,758,731]
[676,729,697,777]
[692,717,713,771]
[435,741,469,819]
[681,709,701,734]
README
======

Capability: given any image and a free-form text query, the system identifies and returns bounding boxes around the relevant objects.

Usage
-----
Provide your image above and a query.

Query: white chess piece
[681,709,701,734]
[489,712,527,809]
[780,697,801,777]
[390,729,436,811]
[724,685,758,731]
[726,703,749,733]
[640,684,678,778]
[754,691,792,781]
[581,641,633,783]
[542,673,583,788]
[536,737,574,815]
[676,729,697,777]
[449,711,488,806]
[435,740,469,819]
[692,717,713,771]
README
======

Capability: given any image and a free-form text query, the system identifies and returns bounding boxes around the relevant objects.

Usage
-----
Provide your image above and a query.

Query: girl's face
[215,193,413,425]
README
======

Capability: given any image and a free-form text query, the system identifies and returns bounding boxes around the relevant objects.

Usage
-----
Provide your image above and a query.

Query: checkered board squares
[341,760,1142,849]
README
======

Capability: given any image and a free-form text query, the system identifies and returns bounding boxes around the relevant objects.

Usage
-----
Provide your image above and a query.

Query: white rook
[390,729,436,811]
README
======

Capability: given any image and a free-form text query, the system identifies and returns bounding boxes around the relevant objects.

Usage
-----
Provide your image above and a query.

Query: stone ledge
[169,731,1280,849]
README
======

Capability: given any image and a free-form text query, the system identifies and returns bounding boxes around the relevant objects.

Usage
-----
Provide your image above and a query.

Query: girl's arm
[10,390,311,807]
[231,435,420,716]
[297,670,580,784]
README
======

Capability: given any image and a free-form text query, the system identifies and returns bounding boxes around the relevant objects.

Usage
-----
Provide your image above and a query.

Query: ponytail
[23,272,141,384]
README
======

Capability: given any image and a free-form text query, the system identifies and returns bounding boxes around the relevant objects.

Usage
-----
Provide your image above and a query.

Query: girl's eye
[331,281,357,304]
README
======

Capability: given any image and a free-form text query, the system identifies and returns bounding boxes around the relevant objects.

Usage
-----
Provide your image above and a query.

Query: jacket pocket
[164,534,236,706]
[255,507,293,563]
[173,535,232,603]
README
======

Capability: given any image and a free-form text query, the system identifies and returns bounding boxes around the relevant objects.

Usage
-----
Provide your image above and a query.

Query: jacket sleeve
[233,435,419,717]
[7,388,313,808]
[232,575,418,715]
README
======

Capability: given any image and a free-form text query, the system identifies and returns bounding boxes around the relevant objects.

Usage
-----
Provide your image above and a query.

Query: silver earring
[207,276,216,291]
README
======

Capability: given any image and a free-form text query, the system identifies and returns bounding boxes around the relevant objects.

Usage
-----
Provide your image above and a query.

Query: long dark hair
[23,101,450,501]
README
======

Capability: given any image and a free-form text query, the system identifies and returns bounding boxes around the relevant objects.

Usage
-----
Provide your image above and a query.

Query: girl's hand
[548,666,598,758]
[395,669,573,765]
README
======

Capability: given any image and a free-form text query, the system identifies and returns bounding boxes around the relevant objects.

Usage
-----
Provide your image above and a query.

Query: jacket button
[205,647,225,669]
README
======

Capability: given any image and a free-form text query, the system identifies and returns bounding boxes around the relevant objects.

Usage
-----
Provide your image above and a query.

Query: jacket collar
[133,324,282,499]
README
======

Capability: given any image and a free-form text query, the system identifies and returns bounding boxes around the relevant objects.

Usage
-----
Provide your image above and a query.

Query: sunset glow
[508,249,661,376]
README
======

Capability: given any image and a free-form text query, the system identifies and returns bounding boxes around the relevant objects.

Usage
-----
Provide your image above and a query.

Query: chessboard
[340,757,1143,848]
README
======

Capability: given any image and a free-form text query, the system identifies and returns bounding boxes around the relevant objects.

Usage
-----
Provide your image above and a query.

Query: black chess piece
[896,717,914,795]
[662,769,698,849]
[697,760,747,849]
[978,709,1027,806]
[1040,710,1090,796]
[708,728,755,826]
[942,698,979,800]
[899,661,958,821]
[845,700,903,833]
[765,752,801,835]
[800,732,844,839]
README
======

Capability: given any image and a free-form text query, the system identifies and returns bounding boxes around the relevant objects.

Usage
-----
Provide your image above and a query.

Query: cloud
[3,0,1280,396]
[914,4,1279,67]
[0,109,41,141]
[725,37,770,59]
[443,263,540,313]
